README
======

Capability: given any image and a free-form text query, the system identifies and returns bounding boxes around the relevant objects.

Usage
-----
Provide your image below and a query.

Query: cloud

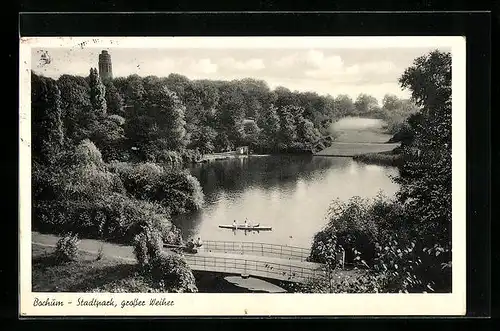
[189,58,218,74]
[220,57,265,71]
[274,50,397,81]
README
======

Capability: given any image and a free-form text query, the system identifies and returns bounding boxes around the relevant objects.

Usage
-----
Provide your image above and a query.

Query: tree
[57,74,92,143]
[142,83,189,152]
[89,68,107,116]
[354,94,379,115]
[257,105,281,150]
[296,116,322,151]
[277,105,298,149]
[242,119,260,148]
[189,125,217,155]
[394,50,452,291]
[396,50,452,240]
[31,72,65,164]
[333,94,356,117]
[382,94,403,112]
[399,50,451,110]
[104,80,124,115]
[215,83,246,147]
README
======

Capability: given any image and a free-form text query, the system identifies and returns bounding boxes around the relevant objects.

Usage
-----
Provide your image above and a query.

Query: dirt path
[32,232,136,262]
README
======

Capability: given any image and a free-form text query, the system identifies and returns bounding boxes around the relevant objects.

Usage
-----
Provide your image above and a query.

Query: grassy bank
[32,244,145,292]
[352,149,403,167]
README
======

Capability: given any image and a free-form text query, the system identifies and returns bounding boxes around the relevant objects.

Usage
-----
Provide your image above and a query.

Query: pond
[172,154,399,250]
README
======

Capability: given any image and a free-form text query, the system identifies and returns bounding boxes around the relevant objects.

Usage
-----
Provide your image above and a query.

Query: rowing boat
[219,224,272,231]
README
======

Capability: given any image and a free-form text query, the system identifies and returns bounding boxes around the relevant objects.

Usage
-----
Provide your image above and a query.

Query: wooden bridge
[166,240,327,284]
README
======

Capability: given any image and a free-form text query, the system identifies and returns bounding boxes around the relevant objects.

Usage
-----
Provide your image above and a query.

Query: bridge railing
[183,254,326,284]
[200,240,311,262]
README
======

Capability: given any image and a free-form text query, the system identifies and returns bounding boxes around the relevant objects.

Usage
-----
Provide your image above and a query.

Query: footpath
[32,232,136,262]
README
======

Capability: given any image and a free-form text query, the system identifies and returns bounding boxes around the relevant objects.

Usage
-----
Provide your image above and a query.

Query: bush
[153,171,204,215]
[309,193,450,293]
[109,162,204,215]
[54,233,79,263]
[34,193,171,245]
[148,253,198,293]
[133,223,163,270]
[310,196,380,266]
[310,194,411,268]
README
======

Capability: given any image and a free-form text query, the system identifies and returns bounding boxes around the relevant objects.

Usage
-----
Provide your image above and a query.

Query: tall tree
[104,80,124,115]
[257,105,281,150]
[215,83,245,148]
[31,72,65,164]
[277,105,298,149]
[89,68,107,116]
[394,50,452,284]
[56,74,92,142]
[142,83,189,153]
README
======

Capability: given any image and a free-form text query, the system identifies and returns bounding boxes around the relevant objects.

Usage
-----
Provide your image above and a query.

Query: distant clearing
[317,117,399,156]
[329,117,393,143]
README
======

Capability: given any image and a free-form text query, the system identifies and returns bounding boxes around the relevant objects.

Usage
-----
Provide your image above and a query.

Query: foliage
[103,80,124,115]
[354,94,380,115]
[89,68,107,116]
[108,162,204,215]
[148,253,198,293]
[54,233,80,263]
[394,50,452,277]
[133,223,163,270]
[310,194,407,267]
[31,73,65,165]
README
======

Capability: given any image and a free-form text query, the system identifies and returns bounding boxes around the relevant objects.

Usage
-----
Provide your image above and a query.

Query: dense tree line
[36,70,418,164]
[308,50,452,293]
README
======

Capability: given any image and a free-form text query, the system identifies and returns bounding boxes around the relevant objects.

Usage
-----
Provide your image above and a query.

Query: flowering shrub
[133,223,163,270]
[54,232,80,262]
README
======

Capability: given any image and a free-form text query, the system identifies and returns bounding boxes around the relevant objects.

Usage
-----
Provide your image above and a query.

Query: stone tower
[98,50,113,80]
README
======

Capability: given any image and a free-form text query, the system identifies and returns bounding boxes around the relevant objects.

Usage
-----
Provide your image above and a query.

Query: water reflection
[173,155,399,248]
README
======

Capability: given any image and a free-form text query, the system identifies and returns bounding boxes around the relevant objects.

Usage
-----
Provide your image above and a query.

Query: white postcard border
[19,36,467,316]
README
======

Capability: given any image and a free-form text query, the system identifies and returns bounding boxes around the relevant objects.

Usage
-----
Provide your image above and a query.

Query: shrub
[310,196,380,266]
[148,253,198,293]
[133,223,163,270]
[310,194,411,268]
[70,139,105,168]
[152,171,204,215]
[54,232,79,263]
[109,162,204,215]
[33,192,171,245]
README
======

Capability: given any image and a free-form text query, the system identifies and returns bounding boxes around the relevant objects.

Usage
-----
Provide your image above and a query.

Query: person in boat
[233,220,237,229]
[196,237,203,247]
[244,220,249,229]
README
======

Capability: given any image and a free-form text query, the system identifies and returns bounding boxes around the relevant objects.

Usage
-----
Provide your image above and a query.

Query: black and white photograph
[19,36,466,316]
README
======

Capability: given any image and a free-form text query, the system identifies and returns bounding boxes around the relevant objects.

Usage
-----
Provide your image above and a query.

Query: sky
[31,46,449,102]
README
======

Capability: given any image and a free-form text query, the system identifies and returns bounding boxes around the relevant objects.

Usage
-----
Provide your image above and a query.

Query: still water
[172,155,399,249]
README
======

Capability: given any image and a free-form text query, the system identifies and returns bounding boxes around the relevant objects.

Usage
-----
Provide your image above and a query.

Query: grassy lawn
[32,244,156,292]
[316,142,400,156]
